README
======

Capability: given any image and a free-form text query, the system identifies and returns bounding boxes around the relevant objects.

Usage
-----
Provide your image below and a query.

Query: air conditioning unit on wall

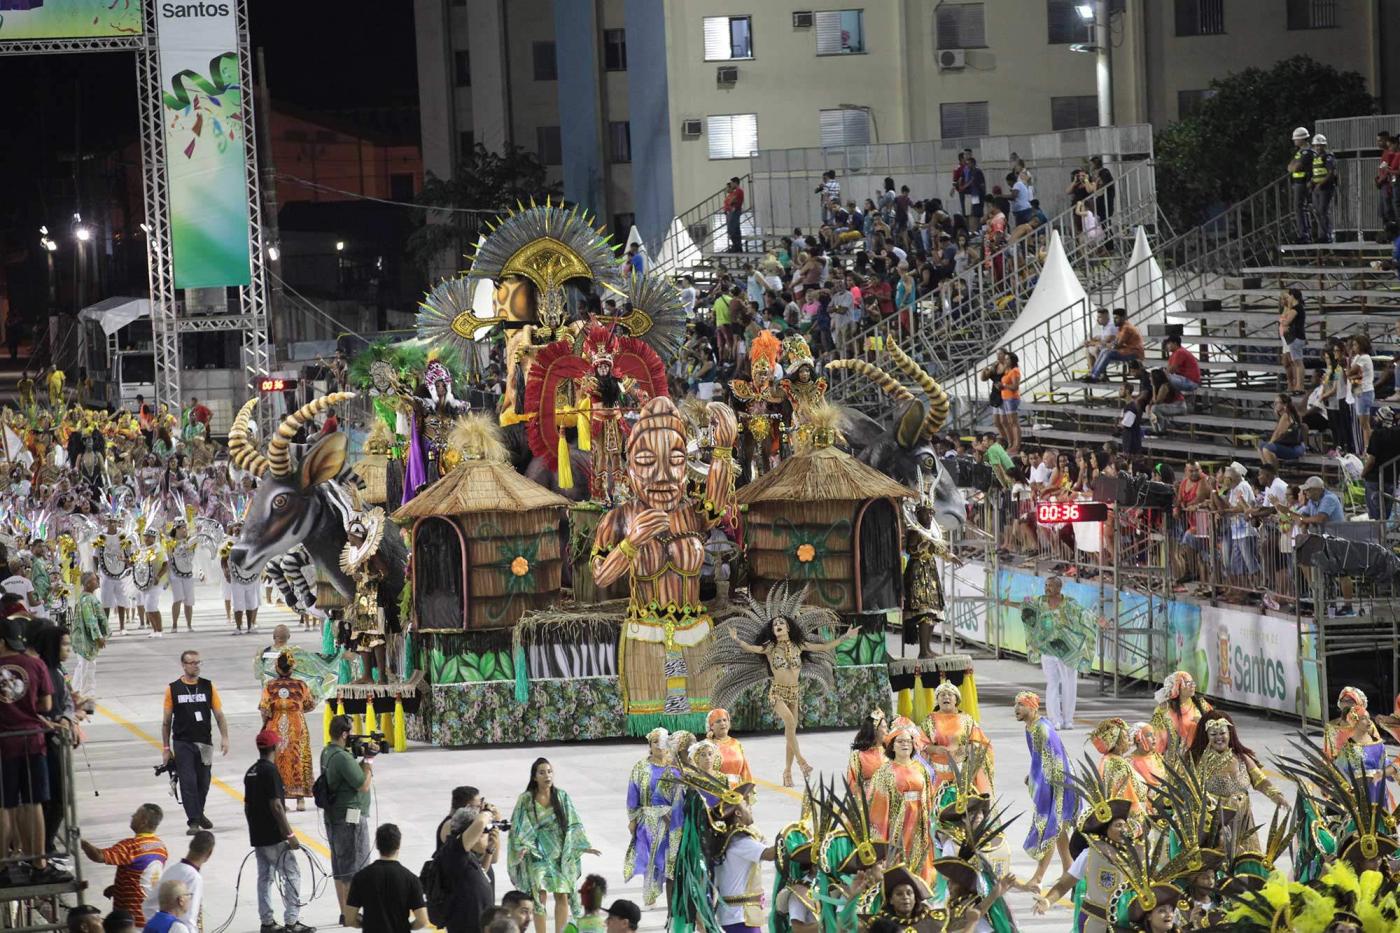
[681,119,702,138]
[938,49,966,71]
[793,11,814,28]
[716,65,738,87]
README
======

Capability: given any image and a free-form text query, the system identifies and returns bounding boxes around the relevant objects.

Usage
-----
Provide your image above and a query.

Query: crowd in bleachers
[678,152,1124,395]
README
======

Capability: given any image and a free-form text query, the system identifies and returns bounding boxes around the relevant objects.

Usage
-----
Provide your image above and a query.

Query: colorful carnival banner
[0,0,143,41]
[951,562,1321,721]
[156,1,252,288]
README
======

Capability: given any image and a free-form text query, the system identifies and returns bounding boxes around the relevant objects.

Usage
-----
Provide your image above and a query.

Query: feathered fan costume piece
[705,583,840,711]
[604,271,689,364]
[417,198,619,355]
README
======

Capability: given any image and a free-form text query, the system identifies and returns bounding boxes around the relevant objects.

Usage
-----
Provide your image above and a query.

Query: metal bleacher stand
[0,728,86,932]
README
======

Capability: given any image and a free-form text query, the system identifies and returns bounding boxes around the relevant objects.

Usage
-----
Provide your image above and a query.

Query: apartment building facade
[414,0,1397,249]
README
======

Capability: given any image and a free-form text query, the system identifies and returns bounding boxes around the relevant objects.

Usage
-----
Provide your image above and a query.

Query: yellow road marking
[95,703,331,858]
[750,775,805,801]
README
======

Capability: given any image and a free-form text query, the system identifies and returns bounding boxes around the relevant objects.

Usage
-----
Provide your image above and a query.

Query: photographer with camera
[160,651,229,835]
[433,805,501,933]
[321,715,374,926]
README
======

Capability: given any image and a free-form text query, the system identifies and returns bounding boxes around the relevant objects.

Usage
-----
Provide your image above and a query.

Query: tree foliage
[1154,55,1376,231]
[407,143,563,275]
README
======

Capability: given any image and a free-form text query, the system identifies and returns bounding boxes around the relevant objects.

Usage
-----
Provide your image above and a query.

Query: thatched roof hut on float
[737,412,915,617]
[393,416,570,631]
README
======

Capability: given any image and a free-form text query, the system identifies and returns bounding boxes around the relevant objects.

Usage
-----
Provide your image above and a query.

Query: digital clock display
[1036,501,1109,524]
[257,378,297,393]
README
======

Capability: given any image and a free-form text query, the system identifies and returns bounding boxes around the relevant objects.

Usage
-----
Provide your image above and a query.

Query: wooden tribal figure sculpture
[592,396,737,734]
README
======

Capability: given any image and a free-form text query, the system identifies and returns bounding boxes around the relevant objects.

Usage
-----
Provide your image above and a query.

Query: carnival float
[223,198,972,747]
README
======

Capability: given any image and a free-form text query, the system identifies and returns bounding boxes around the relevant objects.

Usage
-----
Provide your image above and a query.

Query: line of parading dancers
[615,671,1400,932]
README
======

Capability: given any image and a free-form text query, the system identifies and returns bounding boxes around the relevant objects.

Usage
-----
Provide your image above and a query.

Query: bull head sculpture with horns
[226,394,408,621]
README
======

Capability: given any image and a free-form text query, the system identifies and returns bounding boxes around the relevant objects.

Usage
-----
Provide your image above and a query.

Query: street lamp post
[1073,2,1114,127]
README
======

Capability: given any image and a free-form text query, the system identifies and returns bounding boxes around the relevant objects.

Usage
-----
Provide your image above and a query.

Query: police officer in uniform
[160,650,230,835]
[1312,133,1338,244]
[1290,126,1317,243]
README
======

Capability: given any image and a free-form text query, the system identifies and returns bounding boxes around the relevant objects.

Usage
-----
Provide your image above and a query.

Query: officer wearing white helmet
[1311,133,1337,243]
[1289,127,1316,243]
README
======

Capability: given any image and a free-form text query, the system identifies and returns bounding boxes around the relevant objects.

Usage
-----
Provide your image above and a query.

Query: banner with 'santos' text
[156,1,252,288]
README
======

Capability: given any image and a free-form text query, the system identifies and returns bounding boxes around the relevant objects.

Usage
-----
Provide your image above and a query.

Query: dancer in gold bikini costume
[706,583,857,787]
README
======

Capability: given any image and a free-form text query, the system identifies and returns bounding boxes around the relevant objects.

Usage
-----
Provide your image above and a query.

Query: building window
[390,173,415,202]
[1046,0,1090,44]
[609,121,632,163]
[1288,0,1337,28]
[612,213,636,241]
[1175,0,1225,36]
[706,113,759,160]
[536,125,562,165]
[940,101,989,139]
[703,15,753,61]
[819,108,872,147]
[533,41,557,80]
[603,28,628,70]
[458,130,475,158]
[936,3,986,50]
[1050,95,1098,130]
[815,10,865,55]
[1177,88,1216,118]
[454,50,471,87]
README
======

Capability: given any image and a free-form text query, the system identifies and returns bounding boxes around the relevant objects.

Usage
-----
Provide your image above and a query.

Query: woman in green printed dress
[508,757,600,933]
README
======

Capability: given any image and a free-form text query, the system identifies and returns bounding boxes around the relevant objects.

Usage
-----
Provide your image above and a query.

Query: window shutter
[936,3,985,50]
[814,11,844,54]
[820,109,871,147]
[940,102,988,139]
[707,114,758,159]
[1051,95,1098,130]
[704,17,731,59]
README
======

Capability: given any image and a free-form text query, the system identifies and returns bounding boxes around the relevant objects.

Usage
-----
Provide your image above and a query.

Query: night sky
[0,0,417,316]
[0,0,418,228]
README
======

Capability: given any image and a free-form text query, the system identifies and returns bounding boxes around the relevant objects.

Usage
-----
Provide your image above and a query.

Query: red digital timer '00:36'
[1036,501,1109,524]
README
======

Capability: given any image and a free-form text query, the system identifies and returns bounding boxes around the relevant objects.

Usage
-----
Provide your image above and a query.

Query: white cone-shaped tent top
[1110,225,1184,325]
[651,216,703,276]
[949,229,1090,407]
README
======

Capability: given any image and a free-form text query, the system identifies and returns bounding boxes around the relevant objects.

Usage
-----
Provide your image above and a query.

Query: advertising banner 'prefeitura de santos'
[157,1,253,288]
[0,0,143,41]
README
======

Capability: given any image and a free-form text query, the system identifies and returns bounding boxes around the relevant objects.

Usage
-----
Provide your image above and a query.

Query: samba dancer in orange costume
[257,652,316,809]
[1127,721,1166,791]
[704,708,752,788]
[1149,670,1213,762]
[922,681,994,795]
[869,721,937,883]
[847,708,889,799]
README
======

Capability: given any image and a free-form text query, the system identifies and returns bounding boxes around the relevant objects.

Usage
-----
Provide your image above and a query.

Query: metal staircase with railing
[828,160,1163,422]
[971,174,1308,461]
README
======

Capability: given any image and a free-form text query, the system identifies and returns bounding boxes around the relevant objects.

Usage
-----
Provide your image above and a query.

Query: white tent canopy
[950,229,1089,407]
[1111,225,1184,325]
[651,216,702,277]
[77,296,150,336]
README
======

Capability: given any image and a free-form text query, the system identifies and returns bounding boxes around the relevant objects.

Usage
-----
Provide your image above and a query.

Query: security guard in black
[161,652,230,833]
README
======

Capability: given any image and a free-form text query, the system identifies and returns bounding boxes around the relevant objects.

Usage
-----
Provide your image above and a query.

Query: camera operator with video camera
[433,804,502,933]
[321,715,374,926]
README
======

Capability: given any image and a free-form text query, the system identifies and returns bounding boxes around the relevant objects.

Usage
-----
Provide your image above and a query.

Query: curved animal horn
[266,392,357,477]
[825,358,913,401]
[885,343,950,438]
[228,398,270,477]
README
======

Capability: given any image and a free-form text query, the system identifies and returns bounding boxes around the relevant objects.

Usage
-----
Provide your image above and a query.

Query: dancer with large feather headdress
[706,582,858,787]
